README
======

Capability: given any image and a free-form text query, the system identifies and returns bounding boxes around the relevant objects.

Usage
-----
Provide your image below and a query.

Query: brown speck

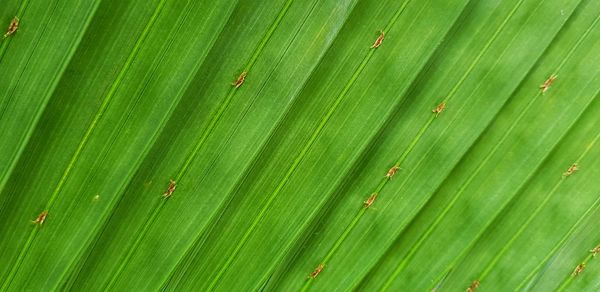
[466,279,479,292]
[386,165,400,179]
[432,101,446,117]
[539,74,557,94]
[4,16,19,38]
[232,71,247,88]
[32,211,48,225]
[308,263,324,279]
[572,263,585,276]
[163,179,176,198]
[371,30,384,49]
[563,163,578,177]
[363,193,377,208]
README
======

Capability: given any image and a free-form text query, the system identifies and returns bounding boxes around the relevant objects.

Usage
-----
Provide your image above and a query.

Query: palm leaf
[1,0,599,291]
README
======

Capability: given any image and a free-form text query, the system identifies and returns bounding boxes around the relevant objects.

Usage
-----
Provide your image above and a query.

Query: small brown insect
[32,211,48,225]
[308,263,324,279]
[363,193,377,208]
[539,74,557,94]
[563,163,578,177]
[466,280,480,292]
[232,71,247,88]
[163,179,176,198]
[371,30,385,49]
[590,245,600,257]
[432,101,446,117]
[572,263,585,276]
[386,165,400,179]
[4,16,19,38]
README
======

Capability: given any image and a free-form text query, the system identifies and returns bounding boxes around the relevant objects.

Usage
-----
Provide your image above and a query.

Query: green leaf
[1,0,599,291]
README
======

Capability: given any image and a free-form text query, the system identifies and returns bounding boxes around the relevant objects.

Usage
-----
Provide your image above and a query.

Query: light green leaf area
[0,0,599,291]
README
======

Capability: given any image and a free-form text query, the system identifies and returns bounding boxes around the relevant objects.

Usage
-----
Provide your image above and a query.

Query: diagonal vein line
[88,1,208,289]
[260,1,469,289]
[479,92,600,282]
[391,0,597,286]
[174,0,295,183]
[278,1,479,290]
[556,237,598,291]
[0,0,31,64]
[210,1,414,290]
[390,0,528,180]
[0,0,36,122]
[298,0,427,288]
[377,0,529,289]
[60,2,243,290]
[418,3,599,290]
[0,0,102,212]
[0,0,60,201]
[161,0,328,289]
[421,11,600,289]
[427,76,600,291]
[516,192,600,291]
[45,0,168,211]
[105,0,297,290]
[0,0,168,290]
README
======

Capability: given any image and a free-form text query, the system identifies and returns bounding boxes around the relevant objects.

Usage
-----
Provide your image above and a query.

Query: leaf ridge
[517,191,600,291]
[161,1,360,290]
[0,0,31,63]
[59,1,244,289]
[379,0,589,286]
